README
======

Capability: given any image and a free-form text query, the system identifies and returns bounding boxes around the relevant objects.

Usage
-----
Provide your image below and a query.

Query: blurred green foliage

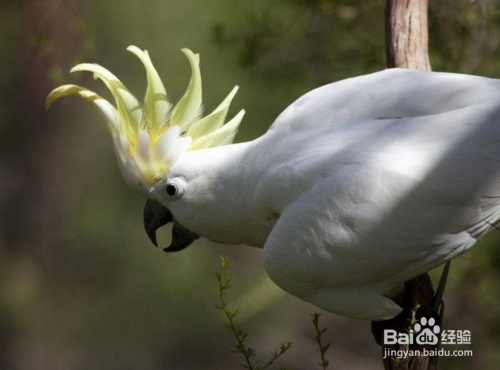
[1,1,500,369]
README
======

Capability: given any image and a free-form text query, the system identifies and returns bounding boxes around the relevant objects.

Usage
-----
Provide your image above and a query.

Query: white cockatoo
[47,46,500,321]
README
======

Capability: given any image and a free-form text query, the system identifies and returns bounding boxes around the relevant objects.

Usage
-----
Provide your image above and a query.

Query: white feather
[166,136,192,166]
[167,68,500,320]
[153,125,180,162]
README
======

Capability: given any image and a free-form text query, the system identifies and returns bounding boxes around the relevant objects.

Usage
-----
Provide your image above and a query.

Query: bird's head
[46,46,245,252]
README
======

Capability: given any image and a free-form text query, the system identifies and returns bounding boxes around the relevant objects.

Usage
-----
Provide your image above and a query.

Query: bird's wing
[261,158,481,320]
[259,86,500,319]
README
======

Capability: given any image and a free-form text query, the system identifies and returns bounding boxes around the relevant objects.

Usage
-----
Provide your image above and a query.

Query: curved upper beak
[143,199,198,253]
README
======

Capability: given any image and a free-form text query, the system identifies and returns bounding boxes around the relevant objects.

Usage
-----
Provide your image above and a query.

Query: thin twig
[307,313,331,370]
[215,256,256,370]
[215,256,292,370]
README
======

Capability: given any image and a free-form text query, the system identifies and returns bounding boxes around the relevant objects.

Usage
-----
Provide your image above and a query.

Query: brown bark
[373,1,440,370]
[386,0,431,71]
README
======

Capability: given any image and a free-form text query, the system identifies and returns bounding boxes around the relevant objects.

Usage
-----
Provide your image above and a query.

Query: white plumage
[164,68,500,320]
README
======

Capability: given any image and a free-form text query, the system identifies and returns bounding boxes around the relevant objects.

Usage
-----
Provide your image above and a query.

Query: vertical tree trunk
[386,0,431,71]
[372,1,439,370]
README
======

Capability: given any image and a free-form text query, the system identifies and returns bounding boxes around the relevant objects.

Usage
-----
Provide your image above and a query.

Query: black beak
[143,199,198,253]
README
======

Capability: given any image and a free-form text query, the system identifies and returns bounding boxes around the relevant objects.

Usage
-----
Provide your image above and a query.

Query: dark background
[1,0,500,369]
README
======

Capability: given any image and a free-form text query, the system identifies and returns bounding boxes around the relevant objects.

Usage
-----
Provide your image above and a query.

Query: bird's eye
[166,184,177,196]
[164,178,186,199]
[165,184,177,197]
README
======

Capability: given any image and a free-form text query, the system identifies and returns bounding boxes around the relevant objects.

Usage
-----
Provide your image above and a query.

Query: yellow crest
[46,46,245,189]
